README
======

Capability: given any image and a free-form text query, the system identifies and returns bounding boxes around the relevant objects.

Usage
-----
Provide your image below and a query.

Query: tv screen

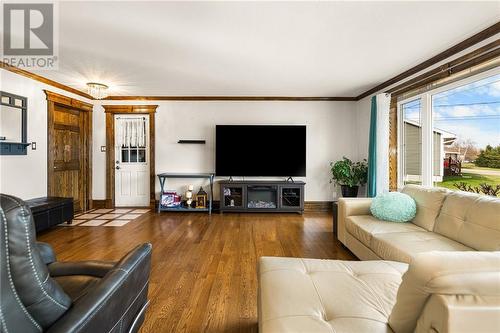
[215,125,306,177]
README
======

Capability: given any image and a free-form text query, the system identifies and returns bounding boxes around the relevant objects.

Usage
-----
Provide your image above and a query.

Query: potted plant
[330,157,368,197]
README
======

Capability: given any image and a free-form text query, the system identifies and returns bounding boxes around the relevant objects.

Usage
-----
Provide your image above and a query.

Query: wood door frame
[103,105,157,209]
[45,90,93,211]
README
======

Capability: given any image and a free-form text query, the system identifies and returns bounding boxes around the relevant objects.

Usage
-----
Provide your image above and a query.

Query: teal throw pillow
[370,192,416,223]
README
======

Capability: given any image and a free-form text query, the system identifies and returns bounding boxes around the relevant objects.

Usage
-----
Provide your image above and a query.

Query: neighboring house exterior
[403,120,456,183]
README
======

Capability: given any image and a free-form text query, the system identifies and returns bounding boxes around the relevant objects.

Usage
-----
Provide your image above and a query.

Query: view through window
[399,70,500,197]
[433,73,500,195]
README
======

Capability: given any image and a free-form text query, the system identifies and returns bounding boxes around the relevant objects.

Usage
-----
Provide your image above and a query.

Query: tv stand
[219,180,305,214]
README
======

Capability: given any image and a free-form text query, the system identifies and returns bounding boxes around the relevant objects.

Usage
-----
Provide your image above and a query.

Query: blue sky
[403,73,500,149]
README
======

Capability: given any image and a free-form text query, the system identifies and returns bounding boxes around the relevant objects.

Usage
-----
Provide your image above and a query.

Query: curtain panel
[367,93,391,197]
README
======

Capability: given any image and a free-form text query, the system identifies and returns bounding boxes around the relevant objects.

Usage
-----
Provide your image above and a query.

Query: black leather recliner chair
[0,194,152,333]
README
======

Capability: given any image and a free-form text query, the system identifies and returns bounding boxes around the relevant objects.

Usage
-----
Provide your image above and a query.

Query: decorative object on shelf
[185,185,194,207]
[157,173,215,214]
[330,157,368,197]
[196,186,208,208]
[86,82,109,99]
[160,191,181,208]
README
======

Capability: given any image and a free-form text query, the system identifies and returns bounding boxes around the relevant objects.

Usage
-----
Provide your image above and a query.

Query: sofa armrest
[337,198,372,245]
[415,294,500,333]
[36,241,56,265]
[49,261,116,278]
[46,243,152,333]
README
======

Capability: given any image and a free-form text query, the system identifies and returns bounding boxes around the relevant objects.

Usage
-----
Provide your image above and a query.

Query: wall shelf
[0,142,30,155]
[177,140,206,144]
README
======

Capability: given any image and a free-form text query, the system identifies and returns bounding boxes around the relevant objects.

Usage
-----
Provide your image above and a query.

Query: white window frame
[397,67,500,189]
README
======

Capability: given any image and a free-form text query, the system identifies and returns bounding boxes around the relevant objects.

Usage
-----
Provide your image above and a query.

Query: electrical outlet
[100,146,106,152]
[31,142,36,150]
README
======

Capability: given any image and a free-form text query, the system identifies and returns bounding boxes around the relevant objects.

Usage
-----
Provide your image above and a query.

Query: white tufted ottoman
[258,257,408,333]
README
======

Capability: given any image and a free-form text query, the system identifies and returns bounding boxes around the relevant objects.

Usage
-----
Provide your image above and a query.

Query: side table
[332,200,338,236]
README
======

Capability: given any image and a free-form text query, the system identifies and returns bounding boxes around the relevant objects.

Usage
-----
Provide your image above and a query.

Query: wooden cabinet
[219,181,304,214]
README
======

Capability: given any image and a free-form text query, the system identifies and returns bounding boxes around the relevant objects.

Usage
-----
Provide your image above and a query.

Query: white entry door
[114,115,150,207]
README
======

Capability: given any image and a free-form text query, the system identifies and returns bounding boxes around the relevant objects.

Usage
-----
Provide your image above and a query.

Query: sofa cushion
[434,191,500,251]
[370,192,416,222]
[389,251,500,333]
[401,185,448,231]
[346,215,426,248]
[371,231,473,263]
[259,256,407,333]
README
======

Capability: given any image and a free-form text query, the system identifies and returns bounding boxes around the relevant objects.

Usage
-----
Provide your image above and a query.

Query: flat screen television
[215,125,306,177]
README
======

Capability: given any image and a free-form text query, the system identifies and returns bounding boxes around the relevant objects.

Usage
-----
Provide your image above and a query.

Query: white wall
[0,70,92,199]
[1,70,358,202]
[93,100,358,201]
[354,96,372,161]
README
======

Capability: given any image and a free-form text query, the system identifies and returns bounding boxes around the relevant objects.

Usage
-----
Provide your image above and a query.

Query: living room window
[398,68,500,192]
[399,99,422,185]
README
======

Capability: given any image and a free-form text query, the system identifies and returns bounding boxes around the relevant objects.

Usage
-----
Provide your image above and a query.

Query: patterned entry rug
[59,208,150,227]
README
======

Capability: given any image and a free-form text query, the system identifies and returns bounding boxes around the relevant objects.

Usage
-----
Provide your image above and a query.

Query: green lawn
[462,163,500,171]
[437,172,500,191]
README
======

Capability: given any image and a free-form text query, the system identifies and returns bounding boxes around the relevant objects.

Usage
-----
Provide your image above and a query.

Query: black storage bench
[25,197,74,233]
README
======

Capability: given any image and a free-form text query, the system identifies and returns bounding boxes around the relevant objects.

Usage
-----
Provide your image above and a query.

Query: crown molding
[1,63,355,101]
[102,105,158,113]
[102,95,356,101]
[3,20,498,103]
[1,61,93,100]
[356,21,500,100]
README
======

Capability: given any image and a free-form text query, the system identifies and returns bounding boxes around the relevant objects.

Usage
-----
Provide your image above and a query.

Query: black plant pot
[341,185,359,198]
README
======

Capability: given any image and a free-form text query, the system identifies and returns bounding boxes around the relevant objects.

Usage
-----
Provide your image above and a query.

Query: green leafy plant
[475,145,500,168]
[453,182,500,197]
[330,157,368,187]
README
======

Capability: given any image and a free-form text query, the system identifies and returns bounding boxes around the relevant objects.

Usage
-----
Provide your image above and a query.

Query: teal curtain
[367,96,377,197]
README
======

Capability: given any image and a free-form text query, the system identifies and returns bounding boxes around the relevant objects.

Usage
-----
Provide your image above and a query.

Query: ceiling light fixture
[86,82,109,99]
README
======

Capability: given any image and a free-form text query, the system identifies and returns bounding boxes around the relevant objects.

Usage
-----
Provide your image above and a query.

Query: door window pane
[130,149,138,162]
[433,73,500,194]
[401,99,422,184]
[121,148,129,162]
[138,149,146,162]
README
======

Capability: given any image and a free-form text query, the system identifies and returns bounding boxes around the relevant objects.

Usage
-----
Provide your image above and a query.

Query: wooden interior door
[46,91,92,212]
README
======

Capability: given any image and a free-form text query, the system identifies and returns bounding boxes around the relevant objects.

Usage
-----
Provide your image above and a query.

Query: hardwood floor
[38,212,356,332]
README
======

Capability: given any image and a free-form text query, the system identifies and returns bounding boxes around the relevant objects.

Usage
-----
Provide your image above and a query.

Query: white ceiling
[34,1,500,97]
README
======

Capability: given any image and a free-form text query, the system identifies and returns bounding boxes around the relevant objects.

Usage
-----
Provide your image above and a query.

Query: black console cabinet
[219,180,305,214]
[25,197,74,233]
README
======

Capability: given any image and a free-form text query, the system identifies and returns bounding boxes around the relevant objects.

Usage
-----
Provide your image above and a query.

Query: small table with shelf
[157,172,215,214]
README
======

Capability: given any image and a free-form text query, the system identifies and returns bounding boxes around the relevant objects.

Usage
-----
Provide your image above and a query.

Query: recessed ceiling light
[86,82,109,99]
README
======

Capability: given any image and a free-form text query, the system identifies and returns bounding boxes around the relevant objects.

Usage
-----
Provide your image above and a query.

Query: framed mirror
[0,91,29,155]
